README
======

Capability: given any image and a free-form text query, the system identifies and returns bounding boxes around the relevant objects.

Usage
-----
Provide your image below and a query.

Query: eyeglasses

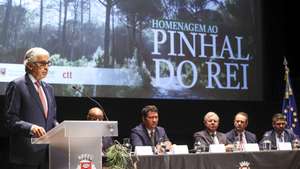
[33,61,52,67]
[87,114,104,121]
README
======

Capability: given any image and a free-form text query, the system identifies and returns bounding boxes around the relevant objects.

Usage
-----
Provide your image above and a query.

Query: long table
[135,150,300,169]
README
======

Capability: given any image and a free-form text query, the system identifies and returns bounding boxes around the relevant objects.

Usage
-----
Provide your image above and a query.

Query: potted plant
[106,141,137,169]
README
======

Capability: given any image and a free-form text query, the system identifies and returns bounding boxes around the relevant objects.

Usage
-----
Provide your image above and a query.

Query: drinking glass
[292,138,300,150]
[262,140,272,151]
[233,140,242,152]
[194,141,202,153]
[122,138,132,153]
[157,138,167,154]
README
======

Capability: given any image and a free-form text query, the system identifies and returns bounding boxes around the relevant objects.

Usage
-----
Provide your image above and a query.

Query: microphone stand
[72,86,109,121]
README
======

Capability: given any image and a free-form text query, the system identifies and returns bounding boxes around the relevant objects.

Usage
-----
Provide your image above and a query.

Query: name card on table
[172,145,189,154]
[209,144,225,153]
[134,146,154,155]
[277,142,292,150]
[243,143,260,152]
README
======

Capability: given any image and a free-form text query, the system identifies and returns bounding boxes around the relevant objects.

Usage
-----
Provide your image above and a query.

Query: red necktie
[35,81,48,118]
[239,133,244,144]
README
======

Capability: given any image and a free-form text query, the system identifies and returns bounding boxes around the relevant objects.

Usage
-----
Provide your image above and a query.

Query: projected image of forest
[0,0,263,100]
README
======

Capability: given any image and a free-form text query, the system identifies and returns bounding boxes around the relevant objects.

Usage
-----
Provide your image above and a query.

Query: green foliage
[50,54,91,66]
[106,141,134,169]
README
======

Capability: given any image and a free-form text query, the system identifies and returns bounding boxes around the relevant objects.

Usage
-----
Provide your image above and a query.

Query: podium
[32,120,118,169]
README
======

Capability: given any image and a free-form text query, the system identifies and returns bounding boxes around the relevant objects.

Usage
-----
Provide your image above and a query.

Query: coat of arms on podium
[77,154,96,169]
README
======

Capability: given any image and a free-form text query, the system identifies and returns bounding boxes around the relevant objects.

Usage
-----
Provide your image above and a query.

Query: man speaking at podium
[4,47,57,169]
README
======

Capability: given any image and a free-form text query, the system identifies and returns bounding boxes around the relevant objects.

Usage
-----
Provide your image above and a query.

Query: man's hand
[155,141,173,154]
[31,125,46,138]
[225,144,234,152]
[164,140,172,150]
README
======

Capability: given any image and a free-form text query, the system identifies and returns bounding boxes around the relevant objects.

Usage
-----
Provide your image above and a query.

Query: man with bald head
[193,112,229,148]
[87,107,113,152]
[226,112,257,144]
[87,107,105,121]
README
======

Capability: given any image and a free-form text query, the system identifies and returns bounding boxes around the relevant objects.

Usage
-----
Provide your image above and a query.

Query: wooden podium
[32,121,118,169]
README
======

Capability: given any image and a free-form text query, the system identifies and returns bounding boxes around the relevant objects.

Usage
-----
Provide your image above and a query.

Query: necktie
[150,130,155,146]
[212,134,219,144]
[239,133,244,144]
[278,134,284,143]
[35,81,48,118]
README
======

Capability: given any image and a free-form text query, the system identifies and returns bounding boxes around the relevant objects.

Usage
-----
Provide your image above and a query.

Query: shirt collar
[208,131,217,136]
[146,128,155,135]
[275,132,285,138]
[28,74,39,84]
[236,130,245,135]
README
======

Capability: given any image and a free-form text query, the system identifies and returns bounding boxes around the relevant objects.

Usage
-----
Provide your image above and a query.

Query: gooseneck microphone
[72,85,109,121]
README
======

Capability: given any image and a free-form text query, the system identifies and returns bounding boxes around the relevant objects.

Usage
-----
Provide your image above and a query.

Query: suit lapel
[245,131,254,143]
[216,132,220,143]
[142,125,152,145]
[270,131,277,147]
[205,131,214,144]
[214,132,226,144]
[283,130,289,142]
[244,132,248,142]
[154,128,160,145]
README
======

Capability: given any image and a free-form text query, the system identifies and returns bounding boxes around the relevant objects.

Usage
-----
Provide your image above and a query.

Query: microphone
[72,85,109,121]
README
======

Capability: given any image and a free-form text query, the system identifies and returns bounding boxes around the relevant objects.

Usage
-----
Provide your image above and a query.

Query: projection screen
[0,0,263,100]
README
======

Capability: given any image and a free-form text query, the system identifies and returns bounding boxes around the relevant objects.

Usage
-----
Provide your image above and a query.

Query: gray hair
[204,111,219,122]
[24,47,49,65]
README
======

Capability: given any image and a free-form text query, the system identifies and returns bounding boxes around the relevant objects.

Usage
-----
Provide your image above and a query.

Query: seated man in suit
[193,112,230,149]
[87,107,113,152]
[226,112,257,144]
[130,105,172,154]
[259,113,297,150]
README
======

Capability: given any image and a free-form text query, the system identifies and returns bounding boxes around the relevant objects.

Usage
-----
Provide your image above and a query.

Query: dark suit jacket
[259,128,297,149]
[130,124,169,147]
[226,129,257,144]
[4,74,57,166]
[193,130,229,147]
[102,137,113,152]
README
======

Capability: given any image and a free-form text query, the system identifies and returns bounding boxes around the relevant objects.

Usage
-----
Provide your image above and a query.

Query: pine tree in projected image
[282,58,300,136]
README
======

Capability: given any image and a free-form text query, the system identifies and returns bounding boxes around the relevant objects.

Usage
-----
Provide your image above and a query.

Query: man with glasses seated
[259,113,297,150]
[4,47,57,169]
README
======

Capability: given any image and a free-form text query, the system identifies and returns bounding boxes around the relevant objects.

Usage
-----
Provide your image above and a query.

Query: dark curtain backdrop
[0,1,297,167]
